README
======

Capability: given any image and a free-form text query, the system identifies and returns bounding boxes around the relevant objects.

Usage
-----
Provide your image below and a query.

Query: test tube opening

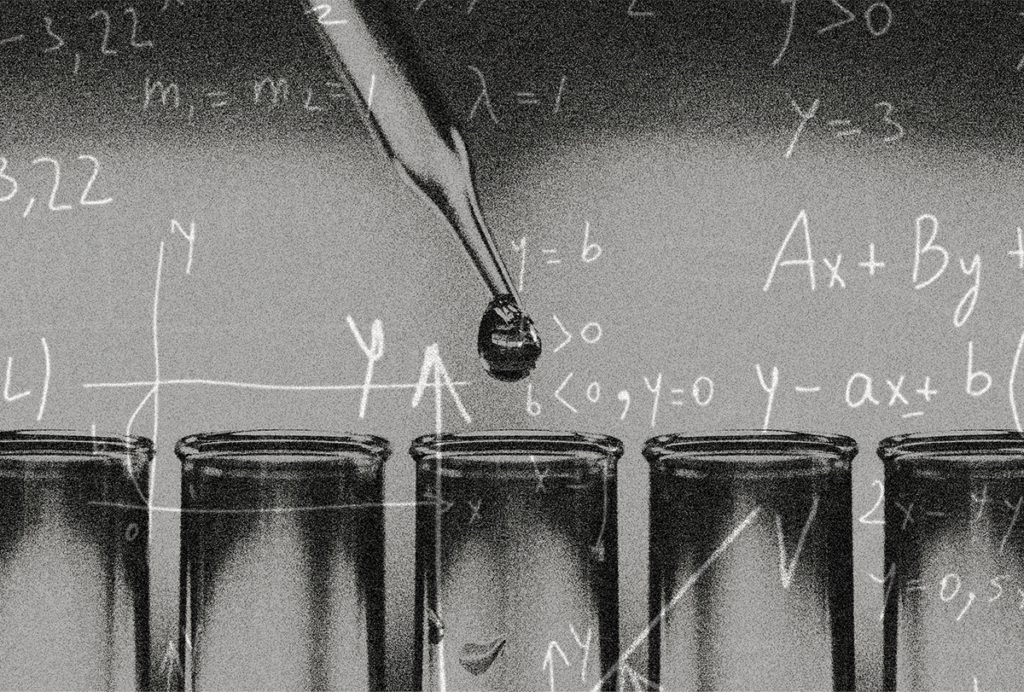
[176,430,388,691]
[0,430,154,691]
[411,430,622,691]
[644,430,856,692]
[879,430,1024,691]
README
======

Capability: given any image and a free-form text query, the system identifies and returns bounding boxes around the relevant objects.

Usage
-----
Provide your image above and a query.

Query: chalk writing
[0,154,113,218]
[466,66,569,124]
[784,97,904,157]
[627,0,656,18]
[136,69,562,128]
[860,479,885,525]
[347,315,384,419]
[568,624,592,683]
[140,75,357,124]
[0,6,155,69]
[764,209,817,289]
[468,65,501,124]
[160,0,199,11]
[772,0,893,67]
[859,243,885,275]
[1010,227,1024,269]
[143,77,181,110]
[420,489,455,517]
[82,241,477,506]
[168,219,196,274]
[881,568,1024,623]
[890,490,1024,543]
[32,157,73,212]
[590,508,761,692]
[756,364,779,431]
[523,326,1024,429]
[843,371,939,416]
[551,316,604,353]
[510,221,601,293]
[305,4,348,26]
[777,494,819,588]
[253,76,292,108]
[158,637,183,692]
[618,663,661,691]
[529,368,715,426]
[764,210,985,328]
[2,338,51,421]
[3,358,30,404]
[78,155,114,206]
[543,640,571,692]
[531,455,549,492]
[466,498,482,523]
[544,623,594,691]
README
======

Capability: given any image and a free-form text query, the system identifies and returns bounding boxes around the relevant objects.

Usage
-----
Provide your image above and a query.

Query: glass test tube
[879,431,1024,691]
[643,431,856,692]
[176,431,388,691]
[0,430,152,691]
[411,430,621,691]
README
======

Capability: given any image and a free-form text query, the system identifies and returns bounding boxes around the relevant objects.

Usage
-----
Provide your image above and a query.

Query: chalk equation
[511,220,602,294]
[0,155,113,218]
[784,97,904,158]
[70,235,473,457]
[761,210,1023,330]
[139,69,569,126]
[865,476,1024,614]
[0,5,157,76]
[772,0,894,68]
[877,568,1024,621]
[413,0,654,18]
[466,67,568,124]
[526,334,1021,429]
[141,75,350,124]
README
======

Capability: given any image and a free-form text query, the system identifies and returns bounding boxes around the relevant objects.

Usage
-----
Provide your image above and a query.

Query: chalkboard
[3,0,1024,689]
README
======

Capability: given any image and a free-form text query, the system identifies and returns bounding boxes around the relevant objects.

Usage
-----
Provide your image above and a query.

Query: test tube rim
[0,428,153,468]
[642,429,856,478]
[409,429,622,477]
[878,429,1024,476]
[175,429,391,476]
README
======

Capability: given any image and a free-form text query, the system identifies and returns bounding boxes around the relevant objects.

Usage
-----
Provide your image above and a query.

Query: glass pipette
[302,0,542,382]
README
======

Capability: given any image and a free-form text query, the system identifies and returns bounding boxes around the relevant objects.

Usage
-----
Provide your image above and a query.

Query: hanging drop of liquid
[477,294,542,382]
[458,637,507,676]
[304,1,543,380]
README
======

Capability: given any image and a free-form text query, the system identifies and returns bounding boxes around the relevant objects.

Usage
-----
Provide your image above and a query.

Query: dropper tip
[477,294,542,383]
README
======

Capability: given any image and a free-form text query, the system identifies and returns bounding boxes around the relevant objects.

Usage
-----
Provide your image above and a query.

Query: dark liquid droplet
[459,637,507,676]
[477,294,542,383]
[426,606,444,644]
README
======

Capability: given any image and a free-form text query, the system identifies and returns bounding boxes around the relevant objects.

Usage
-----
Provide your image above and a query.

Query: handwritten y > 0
[588,507,762,692]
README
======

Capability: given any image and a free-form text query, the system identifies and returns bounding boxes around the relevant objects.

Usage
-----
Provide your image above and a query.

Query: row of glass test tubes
[0,429,1019,691]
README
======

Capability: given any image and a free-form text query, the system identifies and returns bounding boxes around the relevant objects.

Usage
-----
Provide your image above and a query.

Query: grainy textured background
[2,1,1024,689]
